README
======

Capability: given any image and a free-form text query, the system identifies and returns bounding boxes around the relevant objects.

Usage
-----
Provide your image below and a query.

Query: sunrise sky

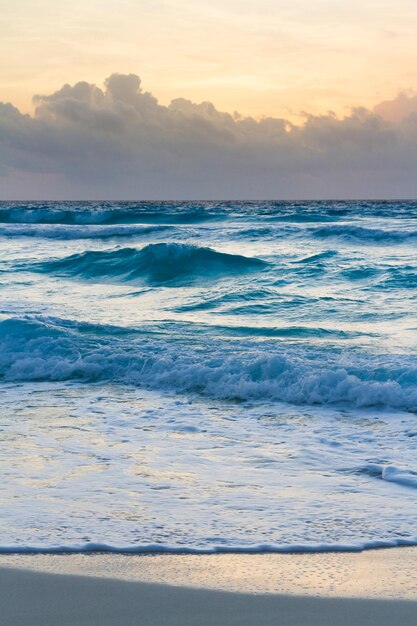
[1,0,417,198]
[3,0,417,119]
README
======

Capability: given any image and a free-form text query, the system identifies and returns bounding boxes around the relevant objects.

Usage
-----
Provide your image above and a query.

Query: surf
[1,316,416,411]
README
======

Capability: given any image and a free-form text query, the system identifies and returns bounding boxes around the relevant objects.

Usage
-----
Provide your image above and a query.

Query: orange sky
[1,0,417,119]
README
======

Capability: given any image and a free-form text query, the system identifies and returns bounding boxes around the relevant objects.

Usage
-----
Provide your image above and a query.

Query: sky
[2,0,417,118]
[1,0,417,199]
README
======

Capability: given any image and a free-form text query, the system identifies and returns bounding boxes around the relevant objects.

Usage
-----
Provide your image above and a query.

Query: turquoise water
[1,200,417,552]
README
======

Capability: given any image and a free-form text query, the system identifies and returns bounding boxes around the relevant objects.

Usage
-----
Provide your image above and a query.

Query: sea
[1,200,417,554]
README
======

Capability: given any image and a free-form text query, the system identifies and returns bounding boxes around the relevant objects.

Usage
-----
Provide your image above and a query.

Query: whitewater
[1,200,417,553]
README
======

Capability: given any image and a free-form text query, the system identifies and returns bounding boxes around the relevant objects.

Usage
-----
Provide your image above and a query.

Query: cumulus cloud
[1,73,417,199]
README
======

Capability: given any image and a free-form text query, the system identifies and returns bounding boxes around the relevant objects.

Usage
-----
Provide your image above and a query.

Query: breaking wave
[1,316,416,411]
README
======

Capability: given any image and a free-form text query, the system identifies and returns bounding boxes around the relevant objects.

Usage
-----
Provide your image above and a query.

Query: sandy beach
[2,549,417,625]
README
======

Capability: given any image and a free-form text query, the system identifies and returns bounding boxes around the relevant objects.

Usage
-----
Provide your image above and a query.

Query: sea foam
[1,316,416,410]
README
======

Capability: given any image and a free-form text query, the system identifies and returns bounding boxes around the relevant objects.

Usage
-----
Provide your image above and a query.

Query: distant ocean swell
[1,317,416,410]
[312,224,417,243]
[1,200,416,226]
[0,224,174,239]
[2,220,417,246]
[0,205,226,225]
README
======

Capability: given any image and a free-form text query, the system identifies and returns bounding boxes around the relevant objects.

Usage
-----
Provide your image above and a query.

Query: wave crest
[37,243,267,284]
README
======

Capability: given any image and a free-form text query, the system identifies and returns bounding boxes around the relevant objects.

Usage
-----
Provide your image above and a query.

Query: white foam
[1,317,416,410]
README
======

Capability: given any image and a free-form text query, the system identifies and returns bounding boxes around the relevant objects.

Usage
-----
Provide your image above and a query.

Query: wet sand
[2,549,417,625]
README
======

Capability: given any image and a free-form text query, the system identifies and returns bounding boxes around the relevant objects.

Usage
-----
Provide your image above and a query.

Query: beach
[2,549,417,625]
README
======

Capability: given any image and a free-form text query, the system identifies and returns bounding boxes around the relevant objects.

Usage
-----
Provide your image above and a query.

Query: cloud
[1,73,417,199]
[373,91,417,124]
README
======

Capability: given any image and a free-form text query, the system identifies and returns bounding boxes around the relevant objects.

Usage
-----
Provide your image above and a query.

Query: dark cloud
[1,73,417,199]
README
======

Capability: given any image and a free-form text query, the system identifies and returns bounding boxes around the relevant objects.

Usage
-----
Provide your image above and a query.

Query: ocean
[1,200,417,554]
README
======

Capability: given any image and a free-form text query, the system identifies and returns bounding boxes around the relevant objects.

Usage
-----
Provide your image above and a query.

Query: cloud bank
[1,73,417,199]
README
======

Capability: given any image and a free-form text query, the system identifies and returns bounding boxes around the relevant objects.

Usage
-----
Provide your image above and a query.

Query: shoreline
[1,540,417,555]
[2,546,417,598]
[2,549,417,625]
